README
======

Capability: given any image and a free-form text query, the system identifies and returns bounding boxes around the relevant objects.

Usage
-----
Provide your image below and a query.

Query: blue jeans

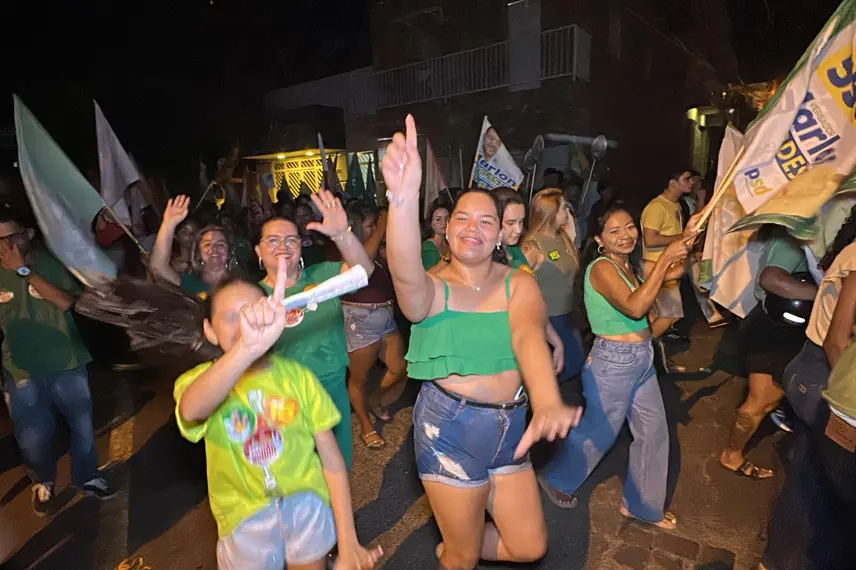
[2,365,99,486]
[548,313,585,381]
[542,337,669,521]
[413,382,531,488]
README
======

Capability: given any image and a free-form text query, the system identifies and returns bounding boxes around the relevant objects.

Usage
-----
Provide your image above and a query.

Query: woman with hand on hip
[255,189,375,470]
[538,203,694,529]
[382,116,581,570]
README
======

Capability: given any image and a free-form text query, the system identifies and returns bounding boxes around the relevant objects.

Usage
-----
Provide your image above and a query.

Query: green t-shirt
[0,249,91,383]
[259,261,347,381]
[180,272,210,301]
[174,356,340,537]
[754,230,809,302]
[421,240,441,270]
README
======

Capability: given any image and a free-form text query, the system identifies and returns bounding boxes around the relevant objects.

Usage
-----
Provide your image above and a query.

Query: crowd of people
[1,113,855,570]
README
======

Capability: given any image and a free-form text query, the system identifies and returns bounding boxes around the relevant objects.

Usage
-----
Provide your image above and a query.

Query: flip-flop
[722,459,774,480]
[619,505,678,530]
[361,431,386,449]
[370,405,390,421]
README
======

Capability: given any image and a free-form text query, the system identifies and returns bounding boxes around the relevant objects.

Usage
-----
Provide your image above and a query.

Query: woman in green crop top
[381,116,581,570]
[421,201,451,270]
[539,203,694,531]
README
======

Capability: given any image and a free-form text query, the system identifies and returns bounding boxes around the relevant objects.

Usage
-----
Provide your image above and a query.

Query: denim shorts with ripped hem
[412,381,531,488]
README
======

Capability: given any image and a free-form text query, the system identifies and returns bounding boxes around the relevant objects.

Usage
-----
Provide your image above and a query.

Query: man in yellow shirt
[641,170,696,368]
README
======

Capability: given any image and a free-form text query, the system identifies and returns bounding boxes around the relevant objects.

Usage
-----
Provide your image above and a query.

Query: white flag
[95,101,140,226]
[699,125,763,318]
[424,139,447,214]
[729,5,856,217]
[468,116,524,190]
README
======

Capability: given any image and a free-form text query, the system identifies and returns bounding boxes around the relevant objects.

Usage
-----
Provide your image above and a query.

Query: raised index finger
[405,114,418,152]
[273,256,287,304]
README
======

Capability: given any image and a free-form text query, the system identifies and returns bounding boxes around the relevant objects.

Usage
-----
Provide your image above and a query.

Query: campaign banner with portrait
[468,116,524,190]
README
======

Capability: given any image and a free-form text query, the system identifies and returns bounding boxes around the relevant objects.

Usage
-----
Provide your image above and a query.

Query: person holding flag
[383,115,580,570]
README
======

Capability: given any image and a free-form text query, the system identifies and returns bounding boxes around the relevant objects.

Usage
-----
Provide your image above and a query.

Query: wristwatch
[16,266,31,278]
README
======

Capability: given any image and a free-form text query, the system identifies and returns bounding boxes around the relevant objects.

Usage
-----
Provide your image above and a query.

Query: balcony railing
[352,24,590,114]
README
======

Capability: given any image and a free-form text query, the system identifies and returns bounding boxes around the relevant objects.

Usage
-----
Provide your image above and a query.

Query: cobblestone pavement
[0,321,783,569]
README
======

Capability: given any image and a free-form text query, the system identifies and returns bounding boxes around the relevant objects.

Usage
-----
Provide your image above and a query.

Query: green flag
[345,154,366,202]
[14,95,116,287]
[366,157,378,205]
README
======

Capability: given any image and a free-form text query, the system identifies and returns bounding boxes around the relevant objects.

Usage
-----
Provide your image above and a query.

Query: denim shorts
[216,491,336,569]
[412,382,531,488]
[342,304,397,352]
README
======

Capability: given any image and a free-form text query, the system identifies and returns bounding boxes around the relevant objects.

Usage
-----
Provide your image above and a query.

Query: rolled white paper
[280,265,369,311]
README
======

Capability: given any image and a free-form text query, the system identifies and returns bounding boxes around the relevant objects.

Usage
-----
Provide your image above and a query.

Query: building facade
[264,0,737,205]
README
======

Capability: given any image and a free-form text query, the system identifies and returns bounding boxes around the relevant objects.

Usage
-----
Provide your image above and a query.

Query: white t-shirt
[806,242,856,346]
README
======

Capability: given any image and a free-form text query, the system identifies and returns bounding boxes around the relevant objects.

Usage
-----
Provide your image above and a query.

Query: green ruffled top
[406,271,518,379]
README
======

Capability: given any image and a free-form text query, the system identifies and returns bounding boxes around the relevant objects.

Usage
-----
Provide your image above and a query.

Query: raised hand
[307,189,349,237]
[381,115,422,205]
[237,257,288,358]
[513,403,582,460]
[162,195,190,229]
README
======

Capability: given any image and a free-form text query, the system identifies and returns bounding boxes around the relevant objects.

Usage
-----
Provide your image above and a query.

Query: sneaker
[770,409,793,434]
[82,477,117,500]
[31,482,53,517]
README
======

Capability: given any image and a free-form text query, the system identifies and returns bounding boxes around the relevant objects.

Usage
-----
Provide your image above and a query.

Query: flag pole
[694,145,746,230]
[102,204,146,253]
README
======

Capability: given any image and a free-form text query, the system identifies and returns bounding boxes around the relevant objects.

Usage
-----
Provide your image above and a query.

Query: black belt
[431,382,527,410]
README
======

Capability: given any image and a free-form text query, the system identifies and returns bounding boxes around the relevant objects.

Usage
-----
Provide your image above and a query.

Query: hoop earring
[258,258,264,270]
[597,245,605,255]
[496,242,502,251]
[300,257,305,269]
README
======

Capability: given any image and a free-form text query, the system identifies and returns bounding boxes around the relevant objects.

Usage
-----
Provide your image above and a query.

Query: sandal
[619,505,678,530]
[722,459,774,480]
[370,405,390,422]
[361,431,386,449]
[536,474,578,509]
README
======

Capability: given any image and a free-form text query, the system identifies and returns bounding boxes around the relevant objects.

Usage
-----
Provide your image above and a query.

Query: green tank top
[406,271,518,379]
[584,257,649,336]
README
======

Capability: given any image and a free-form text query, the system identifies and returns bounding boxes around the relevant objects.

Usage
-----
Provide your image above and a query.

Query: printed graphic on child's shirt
[222,389,301,491]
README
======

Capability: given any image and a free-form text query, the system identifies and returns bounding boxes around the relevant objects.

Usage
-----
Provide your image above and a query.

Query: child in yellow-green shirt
[174,269,381,570]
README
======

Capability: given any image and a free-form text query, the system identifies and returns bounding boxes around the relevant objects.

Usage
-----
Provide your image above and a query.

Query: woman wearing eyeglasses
[255,189,374,470]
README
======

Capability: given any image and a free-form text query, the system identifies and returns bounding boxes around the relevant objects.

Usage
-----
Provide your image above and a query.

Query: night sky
[0,0,847,184]
[1,0,371,184]
[727,0,845,81]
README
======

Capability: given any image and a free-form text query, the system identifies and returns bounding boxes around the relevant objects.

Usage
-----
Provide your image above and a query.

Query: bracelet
[386,190,406,207]
[331,225,352,242]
